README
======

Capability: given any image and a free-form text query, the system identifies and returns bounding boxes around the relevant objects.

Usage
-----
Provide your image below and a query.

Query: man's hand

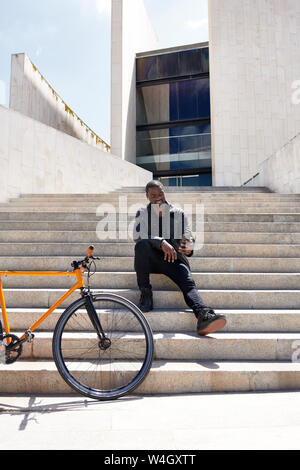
[178,239,193,256]
[161,240,177,263]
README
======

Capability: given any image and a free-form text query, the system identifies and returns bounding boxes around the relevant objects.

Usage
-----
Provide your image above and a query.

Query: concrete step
[1,360,300,394]
[6,194,300,207]
[15,198,300,207]
[17,190,296,197]
[5,308,300,333]
[0,242,299,257]
[2,189,300,397]
[2,198,300,210]
[2,230,300,245]
[5,190,296,198]
[6,196,299,204]
[7,190,286,198]
[3,204,300,215]
[5,199,300,208]
[2,211,300,222]
[2,331,300,361]
[17,193,286,201]
[18,187,273,196]
[2,272,300,290]
[2,288,300,309]
[115,185,273,192]
[2,255,300,273]
[2,221,300,232]
[99,191,294,197]
[11,197,300,206]
[6,196,292,203]
[17,194,283,204]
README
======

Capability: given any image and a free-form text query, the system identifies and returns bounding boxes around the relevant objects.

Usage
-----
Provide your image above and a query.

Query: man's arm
[179,212,195,257]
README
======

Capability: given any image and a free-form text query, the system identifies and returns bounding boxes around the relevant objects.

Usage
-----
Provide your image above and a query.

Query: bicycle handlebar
[71,246,101,271]
[86,245,94,259]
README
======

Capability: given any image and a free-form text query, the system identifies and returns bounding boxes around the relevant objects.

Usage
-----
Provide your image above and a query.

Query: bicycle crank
[3,334,23,364]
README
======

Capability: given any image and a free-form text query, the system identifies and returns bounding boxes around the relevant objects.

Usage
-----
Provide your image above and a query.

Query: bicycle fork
[82,291,111,350]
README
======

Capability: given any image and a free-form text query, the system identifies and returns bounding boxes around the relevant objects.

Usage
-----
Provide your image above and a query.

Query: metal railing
[242,173,260,187]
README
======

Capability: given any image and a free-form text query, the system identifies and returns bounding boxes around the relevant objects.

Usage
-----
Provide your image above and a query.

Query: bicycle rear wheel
[52,293,154,400]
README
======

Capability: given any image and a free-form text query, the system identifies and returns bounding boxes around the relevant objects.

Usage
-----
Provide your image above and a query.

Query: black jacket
[133,202,194,268]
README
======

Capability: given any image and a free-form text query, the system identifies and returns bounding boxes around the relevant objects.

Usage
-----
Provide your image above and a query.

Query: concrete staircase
[1,186,300,394]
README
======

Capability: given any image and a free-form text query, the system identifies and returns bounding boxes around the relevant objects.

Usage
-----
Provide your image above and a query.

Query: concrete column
[110,0,160,163]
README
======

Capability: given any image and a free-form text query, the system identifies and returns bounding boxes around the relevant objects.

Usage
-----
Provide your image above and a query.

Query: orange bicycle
[0,246,154,400]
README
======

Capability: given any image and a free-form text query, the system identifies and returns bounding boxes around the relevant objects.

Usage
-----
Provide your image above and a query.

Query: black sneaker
[196,307,226,336]
[138,287,153,313]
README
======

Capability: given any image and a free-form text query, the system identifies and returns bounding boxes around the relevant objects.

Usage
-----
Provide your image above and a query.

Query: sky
[0,0,208,145]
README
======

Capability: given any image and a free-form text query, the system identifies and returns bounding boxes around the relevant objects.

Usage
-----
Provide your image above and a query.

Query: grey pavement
[0,391,300,450]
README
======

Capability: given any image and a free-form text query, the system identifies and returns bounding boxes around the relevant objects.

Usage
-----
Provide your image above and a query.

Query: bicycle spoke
[53,295,153,399]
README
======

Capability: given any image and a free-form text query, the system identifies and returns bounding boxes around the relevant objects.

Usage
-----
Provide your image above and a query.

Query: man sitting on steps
[133,180,227,336]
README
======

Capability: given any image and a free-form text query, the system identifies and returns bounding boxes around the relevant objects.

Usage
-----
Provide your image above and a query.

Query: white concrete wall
[111,0,160,163]
[10,53,109,152]
[259,131,300,193]
[208,0,300,187]
[0,105,152,203]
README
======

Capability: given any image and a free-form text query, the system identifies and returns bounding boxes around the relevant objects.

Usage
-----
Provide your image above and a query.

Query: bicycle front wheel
[52,293,154,400]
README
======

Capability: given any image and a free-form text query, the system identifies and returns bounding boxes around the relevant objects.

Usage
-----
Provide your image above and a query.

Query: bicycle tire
[52,293,154,400]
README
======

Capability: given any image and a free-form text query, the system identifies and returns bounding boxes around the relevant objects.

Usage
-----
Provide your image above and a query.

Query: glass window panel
[168,178,178,187]
[137,130,211,158]
[136,84,170,126]
[181,174,212,186]
[136,130,153,158]
[137,129,171,158]
[136,154,212,173]
[156,174,212,188]
[157,53,179,79]
[170,78,210,121]
[178,49,203,75]
[137,78,210,126]
[200,48,209,73]
[136,56,158,82]
[169,123,211,136]
[136,47,209,82]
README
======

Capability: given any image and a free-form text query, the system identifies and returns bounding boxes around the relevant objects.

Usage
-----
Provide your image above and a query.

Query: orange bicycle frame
[0,268,85,341]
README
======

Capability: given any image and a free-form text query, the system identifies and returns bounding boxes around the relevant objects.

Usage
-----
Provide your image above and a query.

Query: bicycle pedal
[25,330,35,343]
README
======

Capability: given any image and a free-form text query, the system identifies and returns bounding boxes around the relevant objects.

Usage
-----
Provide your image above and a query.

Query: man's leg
[159,261,207,314]
[135,242,206,313]
[134,239,162,311]
[160,261,227,336]
[134,239,159,289]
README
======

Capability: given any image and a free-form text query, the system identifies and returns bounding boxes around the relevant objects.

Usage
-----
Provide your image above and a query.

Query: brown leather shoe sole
[197,318,227,336]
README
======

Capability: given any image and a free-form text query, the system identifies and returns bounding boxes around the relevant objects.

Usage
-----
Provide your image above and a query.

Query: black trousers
[134,239,207,315]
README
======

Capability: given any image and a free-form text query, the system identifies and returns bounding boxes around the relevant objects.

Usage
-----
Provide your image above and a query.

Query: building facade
[111,0,300,192]
[136,44,212,187]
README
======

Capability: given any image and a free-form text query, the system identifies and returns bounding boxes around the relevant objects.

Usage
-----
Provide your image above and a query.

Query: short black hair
[145,180,165,193]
